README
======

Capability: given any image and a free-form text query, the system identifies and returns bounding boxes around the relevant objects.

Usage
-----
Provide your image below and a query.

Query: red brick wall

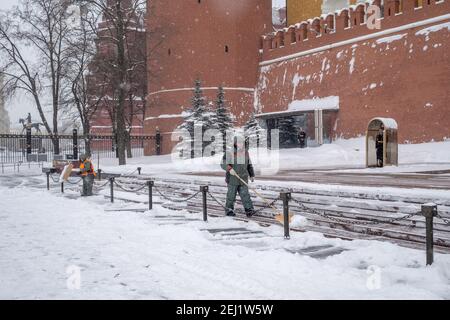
[145,0,272,155]
[257,0,450,143]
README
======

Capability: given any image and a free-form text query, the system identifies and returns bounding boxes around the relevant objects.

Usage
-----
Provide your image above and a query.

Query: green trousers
[225,184,254,213]
[81,175,94,196]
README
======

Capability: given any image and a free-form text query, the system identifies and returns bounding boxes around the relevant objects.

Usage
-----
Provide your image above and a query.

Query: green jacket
[221,151,255,186]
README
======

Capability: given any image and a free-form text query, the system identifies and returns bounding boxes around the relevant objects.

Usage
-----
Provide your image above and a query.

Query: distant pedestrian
[221,140,255,217]
[78,153,96,196]
[376,125,384,167]
[298,127,307,148]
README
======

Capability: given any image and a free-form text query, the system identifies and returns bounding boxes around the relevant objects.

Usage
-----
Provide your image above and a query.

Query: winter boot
[226,208,236,217]
[245,209,256,218]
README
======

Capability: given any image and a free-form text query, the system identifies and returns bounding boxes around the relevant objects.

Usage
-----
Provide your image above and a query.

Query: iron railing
[0,131,162,163]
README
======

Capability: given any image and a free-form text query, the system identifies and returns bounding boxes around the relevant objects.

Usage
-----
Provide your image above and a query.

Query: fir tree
[176,79,215,157]
[214,86,234,151]
[244,112,265,148]
[278,116,298,146]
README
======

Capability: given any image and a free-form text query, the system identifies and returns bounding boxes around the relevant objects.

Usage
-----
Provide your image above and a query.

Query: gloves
[250,177,255,183]
[229,168,237,176]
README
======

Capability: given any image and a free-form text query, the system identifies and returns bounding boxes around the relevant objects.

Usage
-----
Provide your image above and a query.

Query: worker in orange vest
[78,154,96,196]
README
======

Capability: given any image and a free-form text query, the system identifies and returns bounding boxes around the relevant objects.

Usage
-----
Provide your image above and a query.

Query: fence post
[73,128,78,160]
[147,180,154,210]
[137,167,142,175]
[155,129,161,155]
[61,182,64,193]
[110,177,115,203]
[98,169,102,181]
[26,127,32,158]
[422,204,437,266]
[200,186,208,222]
[46,172,50,190]
[280,192,291,239]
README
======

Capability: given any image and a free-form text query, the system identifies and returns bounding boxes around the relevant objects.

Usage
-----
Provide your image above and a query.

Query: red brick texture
[145,0,272,155]
[257,0,450,143]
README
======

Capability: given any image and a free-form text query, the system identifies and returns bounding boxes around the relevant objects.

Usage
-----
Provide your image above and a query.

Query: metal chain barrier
[436,213,450,225]
[291,197,417,226]
[93,180,110,189]
[65,177,83,185]
[207,190,279,216]
[113,180,147,193]
[121,168,138,176]
[253,198,280,215]
[51,173,82,186]
[154,185,201,203]
[50,174,60,183]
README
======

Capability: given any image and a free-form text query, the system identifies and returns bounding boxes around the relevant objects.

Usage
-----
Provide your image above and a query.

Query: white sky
[273,0,286,8]
[0,0,38,129]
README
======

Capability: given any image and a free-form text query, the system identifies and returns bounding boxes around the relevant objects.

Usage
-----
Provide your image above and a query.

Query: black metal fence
[0,130,161,164]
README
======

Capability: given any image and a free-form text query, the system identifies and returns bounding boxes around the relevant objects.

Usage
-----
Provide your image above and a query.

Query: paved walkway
[190,169,450,190]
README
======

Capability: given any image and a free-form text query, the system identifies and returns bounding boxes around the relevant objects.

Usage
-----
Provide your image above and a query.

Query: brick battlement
[261,0,449,63]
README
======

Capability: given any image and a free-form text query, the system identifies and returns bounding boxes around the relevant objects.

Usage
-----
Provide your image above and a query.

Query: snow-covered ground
[1,175,449,299]
[98,138,450,177]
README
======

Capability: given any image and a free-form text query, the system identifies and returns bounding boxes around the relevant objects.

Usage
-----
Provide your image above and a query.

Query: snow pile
[290,215,308,228]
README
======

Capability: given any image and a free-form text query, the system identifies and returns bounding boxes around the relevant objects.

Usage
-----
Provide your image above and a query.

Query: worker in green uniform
[221,141,255,217]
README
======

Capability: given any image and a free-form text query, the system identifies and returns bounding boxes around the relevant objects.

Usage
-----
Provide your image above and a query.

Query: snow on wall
[415,21,450,41]
[288,96,340,112]
[371,117,398,130]
[145,112,190,121]
[376,33,408,44]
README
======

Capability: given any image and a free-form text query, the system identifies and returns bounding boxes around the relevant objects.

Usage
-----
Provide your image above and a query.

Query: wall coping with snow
[260,0,450,65]
[256,96,339,118]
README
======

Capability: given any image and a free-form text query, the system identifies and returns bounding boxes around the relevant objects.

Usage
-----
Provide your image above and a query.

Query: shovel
[229,168,294,224]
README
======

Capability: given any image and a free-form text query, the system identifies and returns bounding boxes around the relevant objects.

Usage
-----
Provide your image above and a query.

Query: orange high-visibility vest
[79,160,96,177]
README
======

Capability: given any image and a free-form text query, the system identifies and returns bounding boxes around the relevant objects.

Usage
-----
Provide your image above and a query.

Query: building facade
[145,0,273,153]
[287,0,369,26]
[145,0,450,154]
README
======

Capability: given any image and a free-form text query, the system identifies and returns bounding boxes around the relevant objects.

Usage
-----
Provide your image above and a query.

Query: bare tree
[60,3,107,155]
[79,0,147,165]
[0,0,76,154]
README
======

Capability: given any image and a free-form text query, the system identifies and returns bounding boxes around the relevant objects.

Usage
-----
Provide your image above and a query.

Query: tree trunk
[84,136,91,157]
[83,123,91,156]
[52,103,60,155]
[126,131,132,158]
[115,1,127,165]
[31,90,60,154]
[116,94,127,165]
